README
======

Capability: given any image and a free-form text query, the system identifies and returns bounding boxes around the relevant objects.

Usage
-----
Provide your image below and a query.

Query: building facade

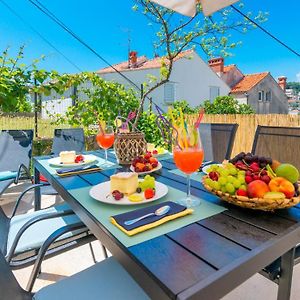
[209,58,289,114]
[97,50,231,110]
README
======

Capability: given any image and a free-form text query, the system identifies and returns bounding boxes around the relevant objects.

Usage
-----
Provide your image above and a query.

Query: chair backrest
[252,125,300,170]
[51,128,85,155]
[0,251,32,300]
[0,130,33,172]
[200,123,238,162]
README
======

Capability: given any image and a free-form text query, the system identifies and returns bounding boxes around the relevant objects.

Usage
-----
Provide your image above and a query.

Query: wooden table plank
[199,213,275,249]
[129,235,216,296]
[167,223,249,269]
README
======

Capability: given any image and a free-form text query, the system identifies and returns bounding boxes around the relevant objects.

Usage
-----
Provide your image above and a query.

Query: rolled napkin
[110,201,193,236]
[56,165,101,177]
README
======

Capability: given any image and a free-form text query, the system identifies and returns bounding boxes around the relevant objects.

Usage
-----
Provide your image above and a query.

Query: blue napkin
[110,201,193,236]
[56,165,101,177]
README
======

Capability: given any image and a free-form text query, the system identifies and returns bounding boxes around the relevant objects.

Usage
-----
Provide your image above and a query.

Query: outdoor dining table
[33,150,300,300]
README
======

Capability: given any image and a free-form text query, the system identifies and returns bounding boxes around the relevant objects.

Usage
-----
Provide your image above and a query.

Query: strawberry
[144,188,155,199]
[75,154,84,163]
[152,150,158,155]
[236,189,248,197]
[144,153,152,160]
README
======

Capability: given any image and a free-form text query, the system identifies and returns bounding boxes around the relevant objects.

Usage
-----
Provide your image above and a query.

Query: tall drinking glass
[96,125,115,163]
[173,127,204,207]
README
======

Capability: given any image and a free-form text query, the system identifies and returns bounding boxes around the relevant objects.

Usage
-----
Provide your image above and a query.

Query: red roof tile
[97,49,194,74]
[231,72,269,93]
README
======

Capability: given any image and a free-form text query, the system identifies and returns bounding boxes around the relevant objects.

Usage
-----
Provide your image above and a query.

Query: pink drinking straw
[194,108,205,129]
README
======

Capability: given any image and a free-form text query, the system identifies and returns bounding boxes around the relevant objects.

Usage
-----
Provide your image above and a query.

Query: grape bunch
[229,152,272,184]
[204,163,247,196]
[230,152,272,169]
[138,175,155,192]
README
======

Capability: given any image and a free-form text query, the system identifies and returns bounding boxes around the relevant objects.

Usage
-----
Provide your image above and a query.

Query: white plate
[202,163,223,174]
[48,154,98,168]
[89,180,168,205]
[129,161,162,175]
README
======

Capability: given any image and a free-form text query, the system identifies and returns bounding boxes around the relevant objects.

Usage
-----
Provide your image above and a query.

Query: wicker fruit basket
[114,132,147,165]
[202,175,300,211]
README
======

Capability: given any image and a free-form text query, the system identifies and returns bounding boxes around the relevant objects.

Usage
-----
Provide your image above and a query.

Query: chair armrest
[6,209,75,263]
[26,221,86,292]
[11,183,49,218]
[14,164,31,185]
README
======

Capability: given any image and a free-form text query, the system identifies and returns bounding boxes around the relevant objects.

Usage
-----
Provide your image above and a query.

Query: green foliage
[0,46,33,112]
[202,96,254,114]
[0,46,86,113]
[172,100,199,114]
[286,82,300,94]
[52,74,139,134]
[137,110,165,146]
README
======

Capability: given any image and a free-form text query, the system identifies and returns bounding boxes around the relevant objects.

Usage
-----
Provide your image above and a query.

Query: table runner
[68,184,226,247]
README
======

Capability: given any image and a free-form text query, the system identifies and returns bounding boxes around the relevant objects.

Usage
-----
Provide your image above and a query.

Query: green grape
[232,178,241,189]
[204,178,214,187]
[212,181,221,191]
[221,186,227,193]
[238,170,246,176]
[226,183,235,194]
[240,184,247,191]
[227,176,235,183]
[228,167,237,176]
[218,176,227,186]
[237,175,245,184]
[222,169,229,177]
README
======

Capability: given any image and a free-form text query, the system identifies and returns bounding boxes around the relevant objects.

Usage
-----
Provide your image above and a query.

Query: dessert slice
[110,172,138,195]
[59,151,76,164]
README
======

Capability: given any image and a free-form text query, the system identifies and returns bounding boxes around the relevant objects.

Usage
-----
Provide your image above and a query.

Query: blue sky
[0,0,299,82]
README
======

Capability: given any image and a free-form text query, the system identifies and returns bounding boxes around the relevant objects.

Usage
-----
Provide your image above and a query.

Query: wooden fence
[0,114,70,138]
[190,114,300,156]
[1,114,300,157]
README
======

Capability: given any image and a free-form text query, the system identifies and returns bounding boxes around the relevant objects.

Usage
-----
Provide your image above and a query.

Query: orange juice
[96,133,115,150]
[173,148,204,174]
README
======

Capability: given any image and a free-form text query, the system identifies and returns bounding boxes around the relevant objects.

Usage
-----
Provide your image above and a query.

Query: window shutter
[209,86,220,102]
[164,82,175,103]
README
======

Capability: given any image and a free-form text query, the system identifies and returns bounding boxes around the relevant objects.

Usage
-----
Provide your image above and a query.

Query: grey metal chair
[0,130,33,196]
[39,128,86,195]
[200,123,238,162]
[0,196,94,269]
[0,247,149,300]
[252,125,300,170]
[251,126,300,284]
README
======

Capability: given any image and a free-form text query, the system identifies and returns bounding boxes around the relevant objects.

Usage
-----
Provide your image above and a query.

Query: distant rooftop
[97,49,194,74]
[231,72,270,93]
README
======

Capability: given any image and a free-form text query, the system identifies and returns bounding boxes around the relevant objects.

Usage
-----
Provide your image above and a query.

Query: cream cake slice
[59,151,76,164]
[110,172,138,195]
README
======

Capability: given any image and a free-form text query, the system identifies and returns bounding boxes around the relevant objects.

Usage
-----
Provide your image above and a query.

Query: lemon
[128,194,143,202]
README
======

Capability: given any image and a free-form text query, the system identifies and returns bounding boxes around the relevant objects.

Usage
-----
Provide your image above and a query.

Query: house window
[266,91,272,102]
[258,91,265,102]
[164,82,176,104]
[209,86,220,102]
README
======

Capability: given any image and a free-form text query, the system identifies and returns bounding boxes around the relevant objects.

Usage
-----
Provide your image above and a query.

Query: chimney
[278,76,287,92]
[129,51,138,68]
[208,57,224,75]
